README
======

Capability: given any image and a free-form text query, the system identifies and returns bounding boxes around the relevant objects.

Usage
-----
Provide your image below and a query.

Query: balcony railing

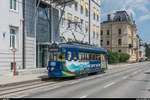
[41,0,78,6]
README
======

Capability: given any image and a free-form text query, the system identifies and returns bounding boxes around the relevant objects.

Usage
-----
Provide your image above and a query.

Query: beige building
[101,11,137,62]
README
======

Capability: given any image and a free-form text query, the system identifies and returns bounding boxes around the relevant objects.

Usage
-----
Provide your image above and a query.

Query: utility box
[11,62,16,70]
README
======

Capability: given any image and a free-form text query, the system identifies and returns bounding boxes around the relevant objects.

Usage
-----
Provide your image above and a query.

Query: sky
[101,0,150,44]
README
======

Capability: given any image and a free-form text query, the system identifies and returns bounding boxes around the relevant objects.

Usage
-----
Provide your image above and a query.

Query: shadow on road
[144,72,150,74]
[37,72,106,83]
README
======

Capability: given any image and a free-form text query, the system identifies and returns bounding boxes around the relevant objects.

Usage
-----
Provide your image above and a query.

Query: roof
[50,43,107,54]
[101,10,135,25]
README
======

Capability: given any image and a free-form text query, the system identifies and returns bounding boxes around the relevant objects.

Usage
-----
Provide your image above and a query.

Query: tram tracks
[0,80,57,97]
[0,62,149,98]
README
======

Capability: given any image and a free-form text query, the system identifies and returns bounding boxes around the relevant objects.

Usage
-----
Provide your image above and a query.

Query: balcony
[41,0,78,6]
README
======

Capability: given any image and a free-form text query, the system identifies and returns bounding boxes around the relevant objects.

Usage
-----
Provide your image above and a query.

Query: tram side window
[79,53,85,61]
[58,52,65,62]
[87,53,90,60]
[74,52,77,61]
[68,52,72,61]
[93,54,96,61]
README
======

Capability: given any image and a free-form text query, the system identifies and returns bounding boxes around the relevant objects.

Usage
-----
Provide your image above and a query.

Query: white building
[0,0,23,75]
[60,0,101,46]
[0,0,101,75]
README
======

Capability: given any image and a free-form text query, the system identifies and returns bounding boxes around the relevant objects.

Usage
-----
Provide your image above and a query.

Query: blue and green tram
[47,43,108,77]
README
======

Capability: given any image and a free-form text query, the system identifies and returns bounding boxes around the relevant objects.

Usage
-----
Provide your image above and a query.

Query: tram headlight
[51,67,55,71]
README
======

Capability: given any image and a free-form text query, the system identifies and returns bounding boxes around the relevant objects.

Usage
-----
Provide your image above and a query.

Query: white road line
[123,76,128,79]
[104,82,116,88]
[80,95,87,98]
[15,94,29,98]
[69,81,81,85]
[43,85,61,91]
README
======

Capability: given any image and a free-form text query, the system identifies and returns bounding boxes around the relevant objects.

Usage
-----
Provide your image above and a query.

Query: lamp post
[11,47,17,76]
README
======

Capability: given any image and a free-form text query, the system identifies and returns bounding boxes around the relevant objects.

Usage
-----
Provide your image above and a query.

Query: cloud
[139,14,150,22]
[101,0,150,22]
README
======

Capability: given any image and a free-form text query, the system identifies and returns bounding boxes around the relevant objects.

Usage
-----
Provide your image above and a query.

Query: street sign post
[11,48,17,76]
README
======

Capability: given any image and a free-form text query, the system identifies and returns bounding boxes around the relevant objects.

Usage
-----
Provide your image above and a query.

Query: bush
[108,50,130,64]
[119,52,130,63]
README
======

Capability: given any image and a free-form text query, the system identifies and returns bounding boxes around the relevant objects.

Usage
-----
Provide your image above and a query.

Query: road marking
[43,85,61,91]
[15,94,29,98]
[123,76,128,79]
[104,82,115,88]
[80,95,87,98]
[69,81,81,85]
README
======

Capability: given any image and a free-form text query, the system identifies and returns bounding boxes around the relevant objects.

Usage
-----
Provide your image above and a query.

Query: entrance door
[36,44,49,68]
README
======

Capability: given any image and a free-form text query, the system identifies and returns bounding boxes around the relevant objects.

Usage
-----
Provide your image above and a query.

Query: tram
[47,43,108,77]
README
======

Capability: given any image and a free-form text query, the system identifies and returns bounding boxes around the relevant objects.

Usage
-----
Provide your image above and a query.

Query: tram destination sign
[49,48,59,52]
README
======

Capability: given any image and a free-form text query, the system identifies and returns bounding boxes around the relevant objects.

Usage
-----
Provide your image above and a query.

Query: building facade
[24,0,101,69]
[101,11,137,62]
[0,0,23,75]
[60,0,101,46]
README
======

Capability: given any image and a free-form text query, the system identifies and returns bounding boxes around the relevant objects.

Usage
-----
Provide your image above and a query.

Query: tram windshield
[49,52,65,62]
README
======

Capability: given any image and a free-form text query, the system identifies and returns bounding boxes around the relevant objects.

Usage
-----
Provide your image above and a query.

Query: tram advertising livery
[48,43,108,77]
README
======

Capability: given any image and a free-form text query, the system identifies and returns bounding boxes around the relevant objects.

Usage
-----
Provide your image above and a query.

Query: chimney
[107,14,111,21]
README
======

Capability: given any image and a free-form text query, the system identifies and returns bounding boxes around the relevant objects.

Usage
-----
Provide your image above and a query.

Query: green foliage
[145,43,150,59]
[108,50,130,64]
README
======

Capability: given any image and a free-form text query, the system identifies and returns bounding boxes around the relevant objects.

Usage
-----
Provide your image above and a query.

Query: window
[73,52,77,61]
[107,30,110,35]
[10,28,17,48]
[85,3,88,17]
[85,21,89,33]
[101,30,103,35]
[107,40,110,45]
[80,0,84,14]
[67,13,72,28]
[68,52,72,61]
[118,28,122,35]
[93,8,96,20]
[10,0,17,10]
[58,52,65,62]
[96,27,99,39]
[101,40,103,46]
[74,2,78,11]
[68,13,72,21]
[118,50,122,52]
[93,25,96,38]
[74,16,79,29]
[97,10,100,21]
[74,16,79,22]
[118,39,122,45]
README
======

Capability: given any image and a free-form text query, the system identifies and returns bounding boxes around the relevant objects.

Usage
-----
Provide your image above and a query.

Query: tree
[145,43,150,60]
[107,50,130,64]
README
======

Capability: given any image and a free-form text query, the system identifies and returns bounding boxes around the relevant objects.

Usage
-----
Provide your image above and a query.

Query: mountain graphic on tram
[47,42,108,78]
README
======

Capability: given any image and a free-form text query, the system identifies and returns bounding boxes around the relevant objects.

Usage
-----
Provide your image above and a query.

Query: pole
[89,0,91,45]
[13,50,16,76]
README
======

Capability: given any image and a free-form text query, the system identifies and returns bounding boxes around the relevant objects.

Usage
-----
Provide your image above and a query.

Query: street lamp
[10,47,17,76]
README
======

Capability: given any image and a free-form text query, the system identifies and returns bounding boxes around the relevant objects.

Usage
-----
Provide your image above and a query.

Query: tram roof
[58,43,107,54]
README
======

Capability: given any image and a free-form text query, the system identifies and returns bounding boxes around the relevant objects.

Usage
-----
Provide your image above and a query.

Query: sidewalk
[0,61,149,88]
[0,73,48,87]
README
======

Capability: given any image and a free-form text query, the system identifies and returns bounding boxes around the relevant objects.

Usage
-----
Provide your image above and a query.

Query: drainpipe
[22,0,25,69]
[89,0,91,45]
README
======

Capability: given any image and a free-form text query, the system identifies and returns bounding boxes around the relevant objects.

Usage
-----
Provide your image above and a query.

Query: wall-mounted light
[3,32,6,38]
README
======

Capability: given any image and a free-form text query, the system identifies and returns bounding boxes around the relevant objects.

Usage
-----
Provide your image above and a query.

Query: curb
[0,77,50,88]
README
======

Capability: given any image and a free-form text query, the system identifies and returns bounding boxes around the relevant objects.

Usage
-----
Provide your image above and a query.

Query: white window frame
[10,0,17,11]
[10,28,17,49]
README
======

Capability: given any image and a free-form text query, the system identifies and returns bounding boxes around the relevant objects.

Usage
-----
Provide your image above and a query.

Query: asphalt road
[12,63,150,98]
